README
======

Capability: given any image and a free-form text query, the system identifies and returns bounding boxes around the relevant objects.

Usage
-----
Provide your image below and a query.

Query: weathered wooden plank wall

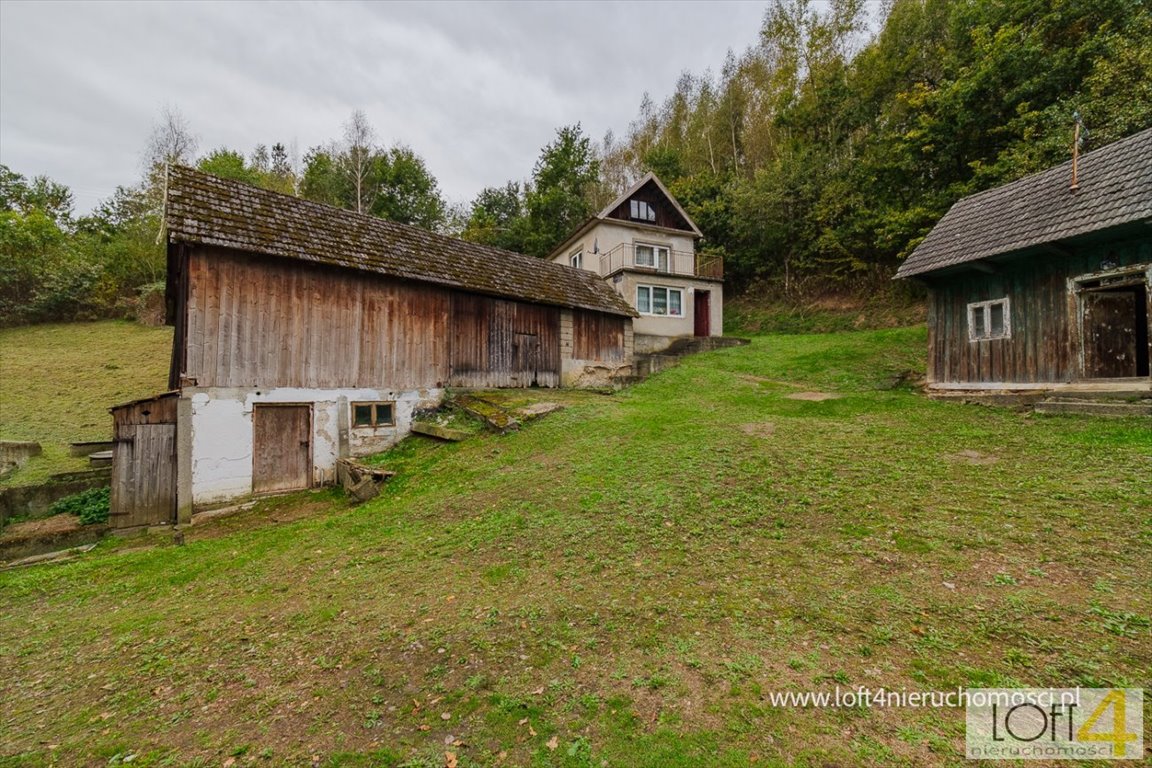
[110,394,178,528]
[928,238,1150,384]
[181,246,578,390]
[448,294,560,388]
[604,181,691,231]
[184,247,452,389]
[573,310,627,362]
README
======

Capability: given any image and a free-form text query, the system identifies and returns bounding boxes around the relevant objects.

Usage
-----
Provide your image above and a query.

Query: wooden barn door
[514,333,540,386]
[252,405,312,494]
[1082,290,1139,378]
[110,424,176,528]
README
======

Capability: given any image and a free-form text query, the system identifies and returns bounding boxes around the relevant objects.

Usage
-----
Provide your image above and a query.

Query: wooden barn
[110,167,636,528]
[896,128,1151,393]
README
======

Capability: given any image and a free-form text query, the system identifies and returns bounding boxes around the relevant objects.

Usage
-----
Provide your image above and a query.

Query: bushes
[48,487,110,526]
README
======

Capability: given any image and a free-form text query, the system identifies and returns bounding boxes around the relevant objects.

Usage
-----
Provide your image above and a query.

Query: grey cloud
[0,0,766,213]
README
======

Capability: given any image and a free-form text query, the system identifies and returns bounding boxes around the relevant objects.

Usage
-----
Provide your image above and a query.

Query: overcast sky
[0,0,772,214]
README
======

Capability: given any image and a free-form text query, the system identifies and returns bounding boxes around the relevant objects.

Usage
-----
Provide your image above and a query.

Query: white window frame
[967,298,1011,341]
[634,242,670,272]
[569,249,582,269]
[630,199,656,222]
[636,285,684,317]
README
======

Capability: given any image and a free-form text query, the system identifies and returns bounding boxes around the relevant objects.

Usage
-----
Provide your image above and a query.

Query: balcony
[598,243,723,280]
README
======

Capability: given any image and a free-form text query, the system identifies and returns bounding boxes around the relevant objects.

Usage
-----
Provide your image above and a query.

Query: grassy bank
[1,326,1149,767]
[724,293,926,336]
[0,321,173,485]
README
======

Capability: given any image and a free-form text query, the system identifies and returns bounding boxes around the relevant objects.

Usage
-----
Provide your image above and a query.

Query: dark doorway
[694,290,711,337]
[1081,282,1149,379]
[252,404,312,494]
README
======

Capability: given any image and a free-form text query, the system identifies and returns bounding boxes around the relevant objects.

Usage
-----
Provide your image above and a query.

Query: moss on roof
[165,166,637,317]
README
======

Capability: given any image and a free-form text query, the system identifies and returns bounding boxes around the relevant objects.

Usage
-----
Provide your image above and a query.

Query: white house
[547,173,724,354]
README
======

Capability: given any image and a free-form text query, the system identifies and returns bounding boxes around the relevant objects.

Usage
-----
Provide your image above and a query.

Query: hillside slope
[1,327,1149,767]
[0,321,173,484]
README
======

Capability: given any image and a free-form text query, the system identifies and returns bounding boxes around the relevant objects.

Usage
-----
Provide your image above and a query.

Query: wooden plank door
[514,333,539,386]
[252,405,312,494]
[110,424,176,528]
[694,291,711,337]
[1083,291,1138,378]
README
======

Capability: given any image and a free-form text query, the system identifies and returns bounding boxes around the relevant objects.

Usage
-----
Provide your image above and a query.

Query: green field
[1,324,1149,767]
[0,321,174,485]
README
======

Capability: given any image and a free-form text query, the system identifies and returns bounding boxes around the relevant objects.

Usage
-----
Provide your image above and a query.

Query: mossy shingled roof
[896,128,1152,279]
[165,166,637,317]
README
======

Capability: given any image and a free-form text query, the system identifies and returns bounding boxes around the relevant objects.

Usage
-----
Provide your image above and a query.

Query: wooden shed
[896,128,1152,393]
[109,392,178,528]
[109,167,637,527]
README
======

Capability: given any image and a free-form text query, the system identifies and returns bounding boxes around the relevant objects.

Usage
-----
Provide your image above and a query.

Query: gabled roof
[595,172,703,237]
[895,128,1152,279]
[165,166,637,317]
[546,172,701,260]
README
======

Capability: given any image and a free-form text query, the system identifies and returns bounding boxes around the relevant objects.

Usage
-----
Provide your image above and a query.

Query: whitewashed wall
[184,387,443,506]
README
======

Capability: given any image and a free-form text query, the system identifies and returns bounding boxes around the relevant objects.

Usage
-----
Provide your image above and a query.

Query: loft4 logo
[966,688,1144,760]
[1076,689,1140,756]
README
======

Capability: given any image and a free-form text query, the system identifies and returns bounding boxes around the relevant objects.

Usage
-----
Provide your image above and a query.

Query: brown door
[252,405,312,494]
[110,424,176,528]
[1082,290,1139,378]
[694,291,711,337]
[514,333,540,386]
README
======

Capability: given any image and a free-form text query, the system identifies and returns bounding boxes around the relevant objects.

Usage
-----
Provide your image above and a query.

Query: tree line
[3,0,1149,325]
[589,0,1150,294]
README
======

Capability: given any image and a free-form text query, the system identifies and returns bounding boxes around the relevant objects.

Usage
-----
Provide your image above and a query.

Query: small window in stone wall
[352,402,395,428]
[968,298,1010,341]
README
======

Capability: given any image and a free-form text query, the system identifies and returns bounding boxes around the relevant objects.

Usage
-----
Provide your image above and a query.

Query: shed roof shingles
[895,128,1152,278]
[166,166,637,317]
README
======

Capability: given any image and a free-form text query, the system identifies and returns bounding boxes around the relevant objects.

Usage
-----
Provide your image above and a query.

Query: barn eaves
[164,166,638,318]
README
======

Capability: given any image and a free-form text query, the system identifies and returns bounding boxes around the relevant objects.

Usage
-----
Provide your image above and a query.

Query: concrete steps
[625,336,750,386]
[660,336,751,356]
[1034,397,1152,417]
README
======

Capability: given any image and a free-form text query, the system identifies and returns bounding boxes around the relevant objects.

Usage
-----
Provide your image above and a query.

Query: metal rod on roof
[1070,112,1088,192]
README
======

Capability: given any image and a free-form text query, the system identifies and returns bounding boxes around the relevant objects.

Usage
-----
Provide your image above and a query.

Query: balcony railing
[598,243,723,280]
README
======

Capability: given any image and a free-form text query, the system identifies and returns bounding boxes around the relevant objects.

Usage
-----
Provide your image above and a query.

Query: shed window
[637,285,683,317]
[968,298,1010,341]
[352,402,395,428]
[570,250,582,269]
[630,200,656,222]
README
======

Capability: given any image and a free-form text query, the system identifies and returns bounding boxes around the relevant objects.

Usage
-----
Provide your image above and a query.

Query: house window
[630,199,656,222]
[570,250,582,269]
[636,285,683,317]
[634,243,670,272]
[352,401,395,428]
[968,298,1010,341]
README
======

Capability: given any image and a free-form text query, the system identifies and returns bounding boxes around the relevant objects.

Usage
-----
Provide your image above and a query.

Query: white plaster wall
[551,223,698,277]
[551,239,591,272]
[613,273,724,339]
[185,386,443,506]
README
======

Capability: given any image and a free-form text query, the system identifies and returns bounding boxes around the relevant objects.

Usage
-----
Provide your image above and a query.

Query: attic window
[570,250,582,269]
[352,402,395,428]
[630,200,656,222]
[968,298,1010,341]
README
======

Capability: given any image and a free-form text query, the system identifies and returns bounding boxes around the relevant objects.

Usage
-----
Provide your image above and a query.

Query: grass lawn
[1,326,1149,767]
[0,321,173,485]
